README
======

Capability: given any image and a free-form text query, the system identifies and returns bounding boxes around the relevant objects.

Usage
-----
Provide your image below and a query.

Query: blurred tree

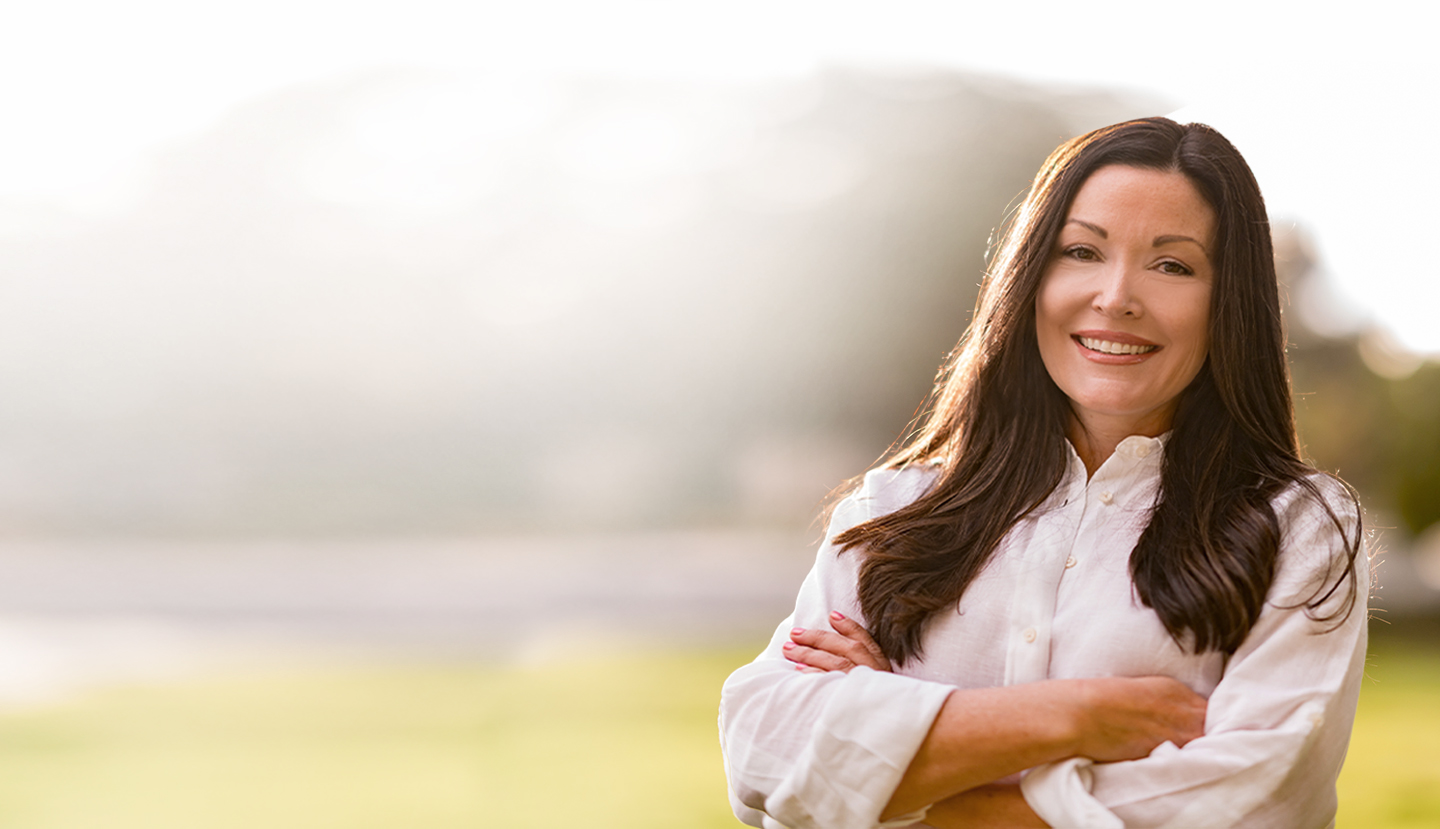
[1279,227,1440,537]
[1388,365,1440,535]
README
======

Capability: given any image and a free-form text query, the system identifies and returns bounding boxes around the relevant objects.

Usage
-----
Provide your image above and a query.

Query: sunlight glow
[299,76,564,216]
[1,0,1435,352]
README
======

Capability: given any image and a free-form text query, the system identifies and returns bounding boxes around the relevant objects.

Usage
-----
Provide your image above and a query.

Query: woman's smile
[1073,330,1161,361]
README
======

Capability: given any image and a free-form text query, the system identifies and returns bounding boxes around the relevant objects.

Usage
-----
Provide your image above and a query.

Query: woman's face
[1035,165,1215,439]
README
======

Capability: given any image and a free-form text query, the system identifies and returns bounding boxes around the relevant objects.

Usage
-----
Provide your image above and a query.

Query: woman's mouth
[1076,336,1159,356]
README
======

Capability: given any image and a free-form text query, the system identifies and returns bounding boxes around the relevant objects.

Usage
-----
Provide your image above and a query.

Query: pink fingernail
[782,641,794,650]
[830,611,845,620]
[791,627,805,635]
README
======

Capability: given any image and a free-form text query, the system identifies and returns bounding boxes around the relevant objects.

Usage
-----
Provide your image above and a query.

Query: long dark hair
[836,117,1362,666]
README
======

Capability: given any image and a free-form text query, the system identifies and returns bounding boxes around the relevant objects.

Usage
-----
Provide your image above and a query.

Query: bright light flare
[299,76,565,217]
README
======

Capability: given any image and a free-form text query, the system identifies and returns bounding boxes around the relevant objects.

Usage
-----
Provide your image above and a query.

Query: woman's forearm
[880,683,1081,820]
[881,676,1206,821]
[923,785,1048,828]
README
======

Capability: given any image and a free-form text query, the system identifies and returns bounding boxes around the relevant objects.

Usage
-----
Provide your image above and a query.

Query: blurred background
[0,1,1436,827]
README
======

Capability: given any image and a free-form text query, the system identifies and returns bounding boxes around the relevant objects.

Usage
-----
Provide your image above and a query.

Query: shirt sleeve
[1021,478,1369,829]
[719,468,957,829]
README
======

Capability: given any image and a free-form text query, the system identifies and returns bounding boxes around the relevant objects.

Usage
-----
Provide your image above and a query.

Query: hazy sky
[4,0,1434,352]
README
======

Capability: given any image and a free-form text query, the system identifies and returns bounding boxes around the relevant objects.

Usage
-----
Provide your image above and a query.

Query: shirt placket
[1003,465,1087,686]
[1065,456,1134,621]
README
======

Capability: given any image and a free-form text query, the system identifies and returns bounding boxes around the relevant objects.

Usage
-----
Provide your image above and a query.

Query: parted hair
[835,117,1362,666]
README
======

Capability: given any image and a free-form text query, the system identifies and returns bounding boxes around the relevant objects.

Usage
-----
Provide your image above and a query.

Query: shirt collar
[1114,432,1167,461]
[1056,432,1167,503]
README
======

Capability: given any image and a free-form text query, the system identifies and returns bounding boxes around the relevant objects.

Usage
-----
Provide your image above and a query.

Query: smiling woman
[719,118,1367,829]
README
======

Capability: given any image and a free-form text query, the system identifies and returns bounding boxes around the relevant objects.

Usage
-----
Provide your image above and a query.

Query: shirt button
[1135,444,1151,458]
[1022,627,1037,643]
[1098,491,1114,505]
[1065,555,1077,569]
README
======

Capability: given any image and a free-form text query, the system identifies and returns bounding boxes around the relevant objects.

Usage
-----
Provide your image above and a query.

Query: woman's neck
[1066,410,1171,479]
[1066,428,1112,479]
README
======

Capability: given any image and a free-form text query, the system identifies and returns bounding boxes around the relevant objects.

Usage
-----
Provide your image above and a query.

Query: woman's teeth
[1079,337,1158,355]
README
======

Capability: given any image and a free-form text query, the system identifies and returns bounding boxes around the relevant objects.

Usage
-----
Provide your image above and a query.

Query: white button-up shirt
[719,435,1367,829]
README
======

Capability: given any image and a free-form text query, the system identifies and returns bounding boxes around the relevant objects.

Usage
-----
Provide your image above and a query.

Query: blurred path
[0,531,818,701]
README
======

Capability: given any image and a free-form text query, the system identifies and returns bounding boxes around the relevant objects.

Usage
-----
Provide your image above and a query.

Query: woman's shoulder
[850,461,944,518]
[1268,471,1366,596]
[1270,471,1361,534]
[822,461,942,545]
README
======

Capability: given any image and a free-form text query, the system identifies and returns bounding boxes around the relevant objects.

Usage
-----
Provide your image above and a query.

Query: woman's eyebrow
[1153,234,1207,252]
[1066,219,1106,238]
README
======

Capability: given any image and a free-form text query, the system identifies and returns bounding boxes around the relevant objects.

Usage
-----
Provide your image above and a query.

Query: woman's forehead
[1062,166,1216,246]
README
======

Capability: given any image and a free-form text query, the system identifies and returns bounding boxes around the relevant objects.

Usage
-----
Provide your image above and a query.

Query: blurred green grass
[1337,639,1440,828]
[0,640,1431,828]
[0,649,751,829]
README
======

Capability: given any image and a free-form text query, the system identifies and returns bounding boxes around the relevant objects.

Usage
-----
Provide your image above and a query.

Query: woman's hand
[782,611,892,673]
[1069,676,1208,761]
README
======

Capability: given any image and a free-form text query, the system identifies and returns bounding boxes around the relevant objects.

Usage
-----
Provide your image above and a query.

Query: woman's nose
[1092,264,1142,318]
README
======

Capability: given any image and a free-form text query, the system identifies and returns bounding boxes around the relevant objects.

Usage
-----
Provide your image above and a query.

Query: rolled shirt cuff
[770,666,954,829]
[1022,756,1124,829]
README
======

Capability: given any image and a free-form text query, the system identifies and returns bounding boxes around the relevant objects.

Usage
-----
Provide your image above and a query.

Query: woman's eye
[1063,245,1098,261]
[1157,260,1194,276]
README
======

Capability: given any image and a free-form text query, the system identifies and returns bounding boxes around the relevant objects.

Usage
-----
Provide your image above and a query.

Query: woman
[719,118,1367,829]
